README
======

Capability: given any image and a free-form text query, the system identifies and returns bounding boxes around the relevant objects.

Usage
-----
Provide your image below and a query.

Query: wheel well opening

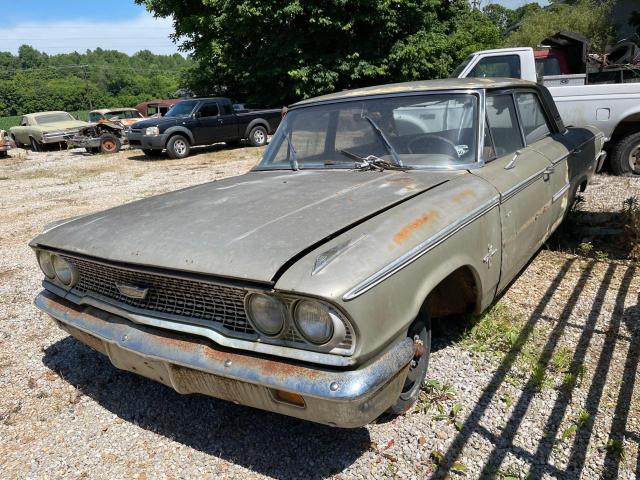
[427,266,478,319]
[167,131,191,145]
[610,114,640,142]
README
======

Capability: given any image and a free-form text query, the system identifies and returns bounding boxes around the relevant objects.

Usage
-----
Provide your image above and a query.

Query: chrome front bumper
[35,291,413,428]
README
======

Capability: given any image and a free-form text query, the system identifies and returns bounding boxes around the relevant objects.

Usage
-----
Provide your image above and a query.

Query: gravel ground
[0,146,638,479]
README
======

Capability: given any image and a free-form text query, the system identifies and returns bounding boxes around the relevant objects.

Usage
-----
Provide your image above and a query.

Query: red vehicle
[134,99,181,118]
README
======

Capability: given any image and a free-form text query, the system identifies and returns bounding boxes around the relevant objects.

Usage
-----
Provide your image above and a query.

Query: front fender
[275,173,502,364]
[164,126,195,144]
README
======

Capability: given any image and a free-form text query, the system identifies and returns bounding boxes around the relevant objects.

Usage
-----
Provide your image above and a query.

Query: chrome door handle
[543,165,554,180]
[504,150,522,170]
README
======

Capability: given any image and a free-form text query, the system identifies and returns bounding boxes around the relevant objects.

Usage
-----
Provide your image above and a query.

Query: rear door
[473,91,553,292]
[217,102,239,140]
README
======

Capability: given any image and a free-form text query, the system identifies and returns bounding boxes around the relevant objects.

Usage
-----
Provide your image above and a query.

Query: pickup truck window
[515,92,551,144]
[469,55,521,79]
[199,103,219,118]
[260,93,479,170]
[166,101,198,118]
[486,94,524,157]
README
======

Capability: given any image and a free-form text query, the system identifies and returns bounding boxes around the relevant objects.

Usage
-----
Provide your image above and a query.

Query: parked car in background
[69,121,128,154]
[128,97,282,158]
[32,78,604,427]
[0,130,15,157]
[88,108,144,126]
[9,112,88,151]
[134,99,180,118]
[454,33,640,176]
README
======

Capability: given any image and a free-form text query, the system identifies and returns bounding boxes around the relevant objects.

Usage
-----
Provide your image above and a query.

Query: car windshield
[34,113,74,124]
[257,93,478,170]
[165,101,197,117]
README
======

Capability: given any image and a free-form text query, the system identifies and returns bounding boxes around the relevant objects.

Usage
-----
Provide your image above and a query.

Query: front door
[473,92,553,292]
[192,102,221,144]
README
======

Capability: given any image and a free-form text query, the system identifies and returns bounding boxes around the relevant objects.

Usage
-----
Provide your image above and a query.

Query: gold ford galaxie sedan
[31,78,604,427]
[10,111,87,151]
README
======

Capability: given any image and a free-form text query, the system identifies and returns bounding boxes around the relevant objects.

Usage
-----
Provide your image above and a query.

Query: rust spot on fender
[394,211,438,244]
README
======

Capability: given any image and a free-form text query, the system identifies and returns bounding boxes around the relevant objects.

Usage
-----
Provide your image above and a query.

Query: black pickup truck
[128,97,282,158]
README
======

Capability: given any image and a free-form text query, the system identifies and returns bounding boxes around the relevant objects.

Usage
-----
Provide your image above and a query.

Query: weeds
[622,196,640,258]
[578,241,594,256]
[604,438,625,460]
[415,378,456,415]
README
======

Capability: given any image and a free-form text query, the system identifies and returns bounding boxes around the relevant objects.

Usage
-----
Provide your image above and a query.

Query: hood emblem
[116,283,149,300]
[312,236,366,276]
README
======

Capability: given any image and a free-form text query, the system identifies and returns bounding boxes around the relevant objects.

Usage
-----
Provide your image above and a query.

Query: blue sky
[0,0,178,55]
[0,0,549,56]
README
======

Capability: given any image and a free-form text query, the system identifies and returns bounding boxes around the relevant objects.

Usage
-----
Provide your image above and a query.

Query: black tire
[248,125,268,147]
[30,137,41,152]
[166,134,190,159]
[386,307,432,415]
[611,132,640,176]
[142,149,162,157]
[99,134,121,154]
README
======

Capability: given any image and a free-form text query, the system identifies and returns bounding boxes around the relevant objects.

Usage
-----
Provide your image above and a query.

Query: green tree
[137,0,501,105]
[506,0,615,52]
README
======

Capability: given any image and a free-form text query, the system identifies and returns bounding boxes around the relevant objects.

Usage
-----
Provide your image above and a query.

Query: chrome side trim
[343,196,499,301]
[501,167,547,204]
[552,182,571,203]
[43,282,357,367]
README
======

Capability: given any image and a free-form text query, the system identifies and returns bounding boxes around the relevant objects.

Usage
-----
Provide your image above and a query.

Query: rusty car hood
[31,169,461,283]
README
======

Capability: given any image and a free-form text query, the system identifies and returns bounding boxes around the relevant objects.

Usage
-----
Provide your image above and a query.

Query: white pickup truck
[454,47,640,176]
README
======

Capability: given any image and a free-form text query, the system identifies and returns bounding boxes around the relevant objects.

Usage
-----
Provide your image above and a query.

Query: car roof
[25,111,71,118]
[291,78,537,107]
[90,108,138,114]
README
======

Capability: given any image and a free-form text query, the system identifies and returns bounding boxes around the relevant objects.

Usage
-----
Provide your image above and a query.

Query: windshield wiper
[339,149,410,171]
[361,114,403,168]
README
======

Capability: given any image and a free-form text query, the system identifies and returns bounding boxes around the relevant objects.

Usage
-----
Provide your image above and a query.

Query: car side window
[515,92,551,144]
[20,117,28,126]
[221,103,233,115]
[468,55,521,79]
[486,94,524,157]
[199,103,219,118]
[483,118,496,161]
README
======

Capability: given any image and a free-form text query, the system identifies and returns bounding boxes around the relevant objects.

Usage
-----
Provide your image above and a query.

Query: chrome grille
[65,256,255,335]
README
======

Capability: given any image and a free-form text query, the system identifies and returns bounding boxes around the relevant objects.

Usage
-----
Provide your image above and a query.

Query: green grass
[0,110,90,131]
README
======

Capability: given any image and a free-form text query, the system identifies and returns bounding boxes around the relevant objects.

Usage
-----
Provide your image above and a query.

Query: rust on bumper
[35,290,413,428]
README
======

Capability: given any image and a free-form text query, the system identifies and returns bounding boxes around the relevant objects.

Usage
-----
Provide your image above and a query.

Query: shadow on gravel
[43,338,369,480]
[546,209,633,260]
[428,259,639,479]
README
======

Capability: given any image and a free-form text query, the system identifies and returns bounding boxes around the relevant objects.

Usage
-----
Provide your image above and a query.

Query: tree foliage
[0,46,192,117]
[138,0,501,105]
[505,0,615,52]
[482,2,542,35]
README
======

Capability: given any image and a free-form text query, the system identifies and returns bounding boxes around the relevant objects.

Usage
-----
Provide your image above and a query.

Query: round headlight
[52,255,76,286]
[294,300,335,345]
[37,251,56,279]
[246,293,287,336]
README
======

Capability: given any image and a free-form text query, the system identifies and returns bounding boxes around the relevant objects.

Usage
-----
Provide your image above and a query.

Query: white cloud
[0,12,183,56]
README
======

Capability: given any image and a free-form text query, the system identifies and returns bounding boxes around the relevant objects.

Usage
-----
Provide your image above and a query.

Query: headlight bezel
[244,290,353,354]
[35,249,78,288]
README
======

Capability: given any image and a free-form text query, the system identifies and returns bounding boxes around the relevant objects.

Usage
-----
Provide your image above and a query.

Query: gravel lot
[0,146,638,479]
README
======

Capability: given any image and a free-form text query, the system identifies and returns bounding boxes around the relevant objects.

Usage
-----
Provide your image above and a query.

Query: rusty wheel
[99,134,121,154]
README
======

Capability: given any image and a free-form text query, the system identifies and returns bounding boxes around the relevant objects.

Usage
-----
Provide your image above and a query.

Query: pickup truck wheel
[611,132,640,176]
[166,135,190,159]
[99,134,121,154]
[386,310,431,415]
[142,149,162,157]
[248,126,268,147]
[29,137,41,152]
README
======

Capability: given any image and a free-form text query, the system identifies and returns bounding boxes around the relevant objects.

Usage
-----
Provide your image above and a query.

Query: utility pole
[81,64,92,110]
